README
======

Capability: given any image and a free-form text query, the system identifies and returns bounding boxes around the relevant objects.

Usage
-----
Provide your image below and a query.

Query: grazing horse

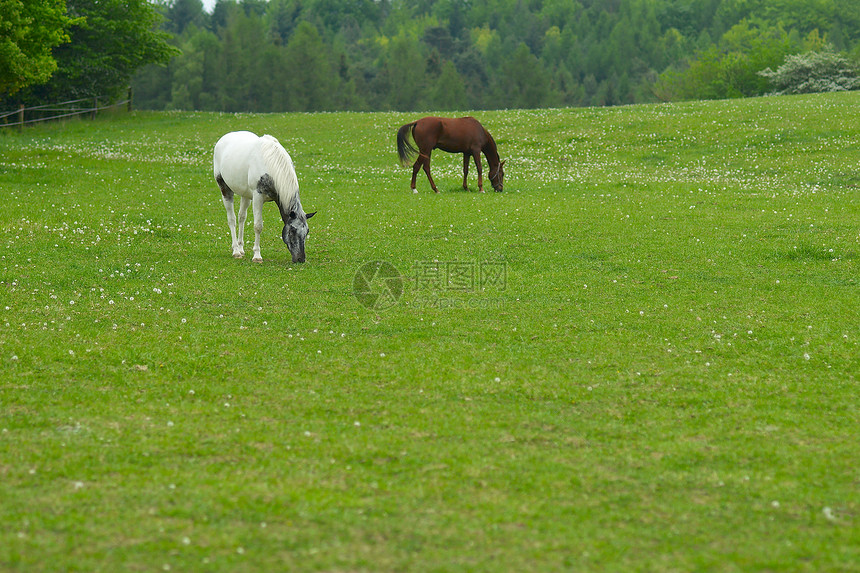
[397,116,505,193]
[213,131,315,263]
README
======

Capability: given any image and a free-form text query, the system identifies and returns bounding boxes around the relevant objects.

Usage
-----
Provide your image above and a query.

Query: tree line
[3,0,860,113]
[134,0,860,112]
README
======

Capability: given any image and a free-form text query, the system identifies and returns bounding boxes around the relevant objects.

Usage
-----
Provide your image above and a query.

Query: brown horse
[397,116,505,193]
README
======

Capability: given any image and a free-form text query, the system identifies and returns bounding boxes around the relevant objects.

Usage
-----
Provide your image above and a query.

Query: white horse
[213,131,315,263]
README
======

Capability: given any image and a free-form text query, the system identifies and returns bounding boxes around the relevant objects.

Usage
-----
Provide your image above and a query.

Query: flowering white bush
[758,48,860,94]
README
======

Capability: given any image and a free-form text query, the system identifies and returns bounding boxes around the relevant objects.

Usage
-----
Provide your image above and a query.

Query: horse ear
[306,211,317,219]
[500,160,506,167]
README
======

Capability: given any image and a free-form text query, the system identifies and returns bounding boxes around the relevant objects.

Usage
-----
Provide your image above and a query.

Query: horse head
[281,209,316,263]
[490,160,505,192]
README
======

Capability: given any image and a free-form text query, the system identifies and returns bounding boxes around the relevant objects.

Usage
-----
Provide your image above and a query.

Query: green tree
[332,53,367,111]
[498,42,553,109]
[267,0,302,45]
[169,26,220,110]
[216,8,271,111]
[658,19,797,100]
[428,59,467,109]
[32,0,178,102]
[607,14,637,77]
[0,0,75,96]
[553,62,585,106]
[716,0,836,39]
[386,33,425,110]
[452,44,488,109]
[282,21,337,111]
[130,57,173,109]
[166,0,207,35]
[833,0,860,47]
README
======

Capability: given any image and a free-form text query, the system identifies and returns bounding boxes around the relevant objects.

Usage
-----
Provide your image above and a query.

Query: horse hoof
[233,253,244,259]
[412,189,418,194]
[252,257,263,263]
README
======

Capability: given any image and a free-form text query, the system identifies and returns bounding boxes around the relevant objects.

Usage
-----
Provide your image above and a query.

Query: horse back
[415,116,489,154]
[213,131,267,197]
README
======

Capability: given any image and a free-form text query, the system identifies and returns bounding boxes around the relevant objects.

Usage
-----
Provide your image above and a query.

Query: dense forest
[4,0,860,113]
[130,0,860,111]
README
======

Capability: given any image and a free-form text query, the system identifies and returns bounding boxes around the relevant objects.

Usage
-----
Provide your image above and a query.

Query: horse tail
[396,122,419,166]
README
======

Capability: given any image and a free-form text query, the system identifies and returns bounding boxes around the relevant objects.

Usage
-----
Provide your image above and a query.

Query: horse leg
[410,159,421,193]
[235,195,252,259]
[473,151,484,193]
[250,194,265,263]
[462,153,470,191]
[217,176,243,258]
[221,195,243,258]
[421,154,439,193]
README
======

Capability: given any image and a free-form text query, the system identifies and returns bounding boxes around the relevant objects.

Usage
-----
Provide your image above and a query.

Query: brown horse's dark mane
[482,131,501,171]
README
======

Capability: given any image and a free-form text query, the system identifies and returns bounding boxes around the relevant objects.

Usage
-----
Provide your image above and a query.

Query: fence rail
[1,95,131,128]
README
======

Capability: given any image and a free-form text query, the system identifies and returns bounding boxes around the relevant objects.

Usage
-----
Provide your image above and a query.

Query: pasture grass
[1,94,858,571]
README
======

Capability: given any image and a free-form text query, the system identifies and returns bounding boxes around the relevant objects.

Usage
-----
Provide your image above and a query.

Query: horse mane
[259,134,300,211]
[482,130,501,166]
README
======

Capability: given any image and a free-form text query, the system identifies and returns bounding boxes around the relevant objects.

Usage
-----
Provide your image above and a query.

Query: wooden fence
[0,93,132,129]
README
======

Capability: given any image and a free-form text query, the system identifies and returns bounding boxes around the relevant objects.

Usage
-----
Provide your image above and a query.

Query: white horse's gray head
[281,209,315,263]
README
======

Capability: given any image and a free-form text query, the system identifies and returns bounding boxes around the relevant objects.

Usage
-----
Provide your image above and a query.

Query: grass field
[1,93,858,571]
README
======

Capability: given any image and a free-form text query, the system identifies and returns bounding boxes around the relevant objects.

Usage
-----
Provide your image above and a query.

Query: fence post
[92,97,98,120]
[17,105,24,132]
[127,87,133,112]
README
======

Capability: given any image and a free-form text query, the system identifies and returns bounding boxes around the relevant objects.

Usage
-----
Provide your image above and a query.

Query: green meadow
[1,93,858,571]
